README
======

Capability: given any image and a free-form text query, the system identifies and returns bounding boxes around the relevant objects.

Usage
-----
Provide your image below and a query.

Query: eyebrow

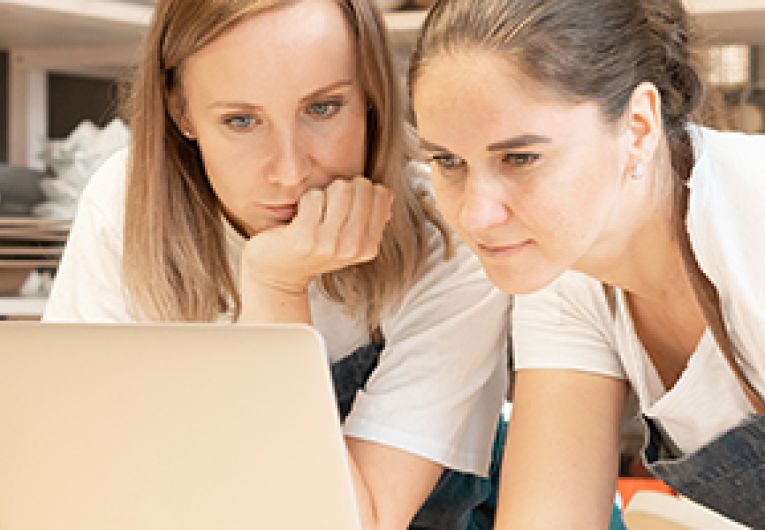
[301,80,354,102]
[419,139,451,153]
[208,79,354,110]
[419,134,552,154]
[487,134,552,151]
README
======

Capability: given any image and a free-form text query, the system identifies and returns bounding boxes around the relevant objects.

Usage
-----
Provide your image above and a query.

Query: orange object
[617,477,675,508]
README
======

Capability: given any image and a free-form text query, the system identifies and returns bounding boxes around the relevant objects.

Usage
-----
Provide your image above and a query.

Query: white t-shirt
[44,149,511,476]
[513,126,765,455]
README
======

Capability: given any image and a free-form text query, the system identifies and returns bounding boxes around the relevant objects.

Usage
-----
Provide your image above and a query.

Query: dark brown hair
[409,0,703,176]
[409,0,764,410]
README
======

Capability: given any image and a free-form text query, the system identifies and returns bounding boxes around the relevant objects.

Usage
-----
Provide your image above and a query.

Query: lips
[264,204,298,221]
[475,239,532,258]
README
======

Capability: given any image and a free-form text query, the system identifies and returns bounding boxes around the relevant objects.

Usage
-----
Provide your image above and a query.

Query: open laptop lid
[0,323,361,530]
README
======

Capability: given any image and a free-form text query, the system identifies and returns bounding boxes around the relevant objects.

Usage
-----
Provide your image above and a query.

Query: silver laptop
[0,322,362,530]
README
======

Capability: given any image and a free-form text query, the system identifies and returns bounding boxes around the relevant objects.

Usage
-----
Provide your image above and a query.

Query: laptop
[0,322,362,530]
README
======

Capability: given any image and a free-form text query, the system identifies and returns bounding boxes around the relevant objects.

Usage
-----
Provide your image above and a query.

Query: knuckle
[316,240,337,259]
[303,188,324,203]
[331,178,350,192]
[359,246,378,262]
[336,239,358,260]
[329,181,353,205]
[293,239,314,257]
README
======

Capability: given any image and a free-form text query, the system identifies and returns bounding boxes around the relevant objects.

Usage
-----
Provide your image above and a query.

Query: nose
[265,127,310,188]
[459,172,511,234]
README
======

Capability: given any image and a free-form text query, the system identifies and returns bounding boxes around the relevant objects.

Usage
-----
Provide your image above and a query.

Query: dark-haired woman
[408,0,765,528]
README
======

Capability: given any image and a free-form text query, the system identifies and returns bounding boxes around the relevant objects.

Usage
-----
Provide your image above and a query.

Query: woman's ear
[625,82,662,172]
[168,89,196,140]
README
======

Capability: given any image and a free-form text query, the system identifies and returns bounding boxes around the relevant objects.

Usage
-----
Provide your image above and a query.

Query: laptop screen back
[0,323,361,530]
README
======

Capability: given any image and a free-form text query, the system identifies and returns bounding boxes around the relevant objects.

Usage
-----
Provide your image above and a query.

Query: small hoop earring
[631,161,645,180]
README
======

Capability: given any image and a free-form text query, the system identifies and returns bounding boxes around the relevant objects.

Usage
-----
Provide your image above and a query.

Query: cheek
[313,103,368,175]
[527,165,618,251]
[337,115,367,173]
[196,139,259,212]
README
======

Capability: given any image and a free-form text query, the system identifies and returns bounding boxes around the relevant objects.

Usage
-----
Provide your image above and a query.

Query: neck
[576,149,690,303]
[604,225,689,302]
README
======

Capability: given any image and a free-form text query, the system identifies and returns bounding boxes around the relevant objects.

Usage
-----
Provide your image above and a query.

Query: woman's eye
[308,100,343,119]
[430,153,465,171]
[223,115,259,131]
[503,152,541,167]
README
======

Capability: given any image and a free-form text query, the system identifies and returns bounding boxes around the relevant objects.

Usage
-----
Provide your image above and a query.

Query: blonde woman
[44,0,509,528]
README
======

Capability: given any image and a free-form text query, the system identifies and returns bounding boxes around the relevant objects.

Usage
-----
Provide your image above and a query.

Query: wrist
[239,265,312,324]
[241,278,310,304]
[240,256,312,296]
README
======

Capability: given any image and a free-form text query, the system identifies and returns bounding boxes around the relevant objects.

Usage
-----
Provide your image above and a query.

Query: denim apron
[640,180,765,527]
[637,259,765,528]
[642,412,765,528]
[331,342,625,530]
[331,342,504,530]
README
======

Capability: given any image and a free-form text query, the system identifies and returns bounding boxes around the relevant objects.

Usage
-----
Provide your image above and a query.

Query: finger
[361,184,394,262]
[317,179,355,254]
[290,188,325,255]
[337,178,375,260]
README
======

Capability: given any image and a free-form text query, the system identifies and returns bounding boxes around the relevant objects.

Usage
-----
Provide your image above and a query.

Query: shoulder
[77,148,129,228]
[512,271,623,376]
[60,148,130,249]
[513,271,612,327]
[689,126,765,205]
[687,127,765,294]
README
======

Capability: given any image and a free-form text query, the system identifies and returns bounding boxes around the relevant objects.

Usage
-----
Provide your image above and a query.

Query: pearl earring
[631,161,645,179]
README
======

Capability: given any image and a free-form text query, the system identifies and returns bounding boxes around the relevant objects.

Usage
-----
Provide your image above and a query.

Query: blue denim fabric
[643,413,765,528]
[333,343,625,529]
[409,419,507,530]
[331,342,384,420]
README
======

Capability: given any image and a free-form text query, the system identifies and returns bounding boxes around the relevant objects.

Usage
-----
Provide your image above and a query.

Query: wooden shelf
[2,1,764,52]
[0,1,425,51]
[687,0,765,44]
[0,0,151,50]
[385,4,765,45]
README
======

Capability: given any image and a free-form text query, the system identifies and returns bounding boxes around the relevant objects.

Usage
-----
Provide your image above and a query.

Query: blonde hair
[123,0,449,326]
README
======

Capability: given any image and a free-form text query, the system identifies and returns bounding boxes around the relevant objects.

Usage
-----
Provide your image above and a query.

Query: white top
[44,149,510,476]
[513,126,765,455]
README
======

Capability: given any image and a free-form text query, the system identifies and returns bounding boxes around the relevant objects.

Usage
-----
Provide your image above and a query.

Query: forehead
[413,51,598,149]
[183,0,357,99]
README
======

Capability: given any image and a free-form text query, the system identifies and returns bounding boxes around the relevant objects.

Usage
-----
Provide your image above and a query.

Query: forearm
[345,437,442,530]
[347,448,381,530]
[238,280,311,324]
[495,370,627,529]
[495,437,620,529]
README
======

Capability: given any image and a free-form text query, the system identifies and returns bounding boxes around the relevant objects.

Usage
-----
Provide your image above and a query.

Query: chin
[482,262,563,295]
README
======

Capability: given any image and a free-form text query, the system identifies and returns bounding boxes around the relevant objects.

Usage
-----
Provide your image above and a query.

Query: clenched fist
[239,176,394,322]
